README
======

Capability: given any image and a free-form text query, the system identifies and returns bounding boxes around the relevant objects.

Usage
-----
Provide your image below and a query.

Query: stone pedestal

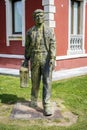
[10,101,62,119]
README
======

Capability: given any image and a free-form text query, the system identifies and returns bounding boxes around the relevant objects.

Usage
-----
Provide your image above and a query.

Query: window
[67,0,86,55]
[71,0,83,35]
[5,0,25,46]
[12,0,22,34]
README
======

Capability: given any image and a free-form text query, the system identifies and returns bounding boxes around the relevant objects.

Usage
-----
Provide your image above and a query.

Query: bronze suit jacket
[24,24,56,62]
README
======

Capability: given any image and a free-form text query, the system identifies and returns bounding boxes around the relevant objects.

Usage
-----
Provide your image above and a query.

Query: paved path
[0,66,87,81]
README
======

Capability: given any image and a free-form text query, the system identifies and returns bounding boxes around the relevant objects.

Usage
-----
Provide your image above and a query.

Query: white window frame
[5,0,25,46]
[67,0,86,55]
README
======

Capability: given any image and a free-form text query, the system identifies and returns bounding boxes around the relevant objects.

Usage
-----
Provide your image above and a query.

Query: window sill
[9,34,22,41]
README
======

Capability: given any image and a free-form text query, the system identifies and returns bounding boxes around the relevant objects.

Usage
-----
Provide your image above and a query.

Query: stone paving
[10,101,78,126]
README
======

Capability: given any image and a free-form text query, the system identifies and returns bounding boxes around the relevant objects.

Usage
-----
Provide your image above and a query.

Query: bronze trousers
[31,54,52,107]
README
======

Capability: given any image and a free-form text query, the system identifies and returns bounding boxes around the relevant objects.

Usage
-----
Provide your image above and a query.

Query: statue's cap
[33,9,44,18]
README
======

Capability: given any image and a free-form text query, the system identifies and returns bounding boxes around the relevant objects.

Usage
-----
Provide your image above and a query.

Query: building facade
[0,0,87,71]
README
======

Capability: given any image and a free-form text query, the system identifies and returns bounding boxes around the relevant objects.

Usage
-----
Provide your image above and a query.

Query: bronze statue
[23,9,56,116]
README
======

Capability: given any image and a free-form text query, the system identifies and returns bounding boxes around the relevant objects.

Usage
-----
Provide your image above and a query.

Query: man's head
[33,9,44,25]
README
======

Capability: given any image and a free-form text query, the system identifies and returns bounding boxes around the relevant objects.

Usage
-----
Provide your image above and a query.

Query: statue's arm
[49,29,56,69]
[22,32,31,67]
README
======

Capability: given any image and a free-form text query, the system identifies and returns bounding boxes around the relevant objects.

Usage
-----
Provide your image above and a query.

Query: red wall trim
[56,57,87,70]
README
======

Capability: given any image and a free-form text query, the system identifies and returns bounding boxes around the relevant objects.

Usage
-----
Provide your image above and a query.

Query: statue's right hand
[22,59,28,68]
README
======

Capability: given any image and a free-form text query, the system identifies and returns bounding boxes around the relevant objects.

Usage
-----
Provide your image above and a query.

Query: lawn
[0,74,87,130]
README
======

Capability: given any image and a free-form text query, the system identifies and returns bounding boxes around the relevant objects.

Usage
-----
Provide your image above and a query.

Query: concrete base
[10,101,78,126]
[10,101,62,119]
[0,66,87,81]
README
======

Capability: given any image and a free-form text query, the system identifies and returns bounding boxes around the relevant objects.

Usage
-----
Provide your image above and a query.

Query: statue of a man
[23,9,56,116]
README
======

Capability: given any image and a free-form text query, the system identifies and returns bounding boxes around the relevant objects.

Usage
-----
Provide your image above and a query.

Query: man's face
[35,12,44,25]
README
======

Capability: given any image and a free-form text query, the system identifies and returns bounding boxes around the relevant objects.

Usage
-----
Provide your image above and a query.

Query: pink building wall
[0,0,87,70]
[54,0,68,56]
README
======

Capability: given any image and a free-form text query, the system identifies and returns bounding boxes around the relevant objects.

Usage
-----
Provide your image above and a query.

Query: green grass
[0,74,87,130]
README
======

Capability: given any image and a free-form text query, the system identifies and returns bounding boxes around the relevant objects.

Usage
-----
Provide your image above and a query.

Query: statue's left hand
[49,59,55,70]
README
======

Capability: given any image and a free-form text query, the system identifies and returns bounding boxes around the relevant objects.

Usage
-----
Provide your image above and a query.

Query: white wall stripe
[56,54,87,60]
[0,54,87,60]
[0,54,24,59]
